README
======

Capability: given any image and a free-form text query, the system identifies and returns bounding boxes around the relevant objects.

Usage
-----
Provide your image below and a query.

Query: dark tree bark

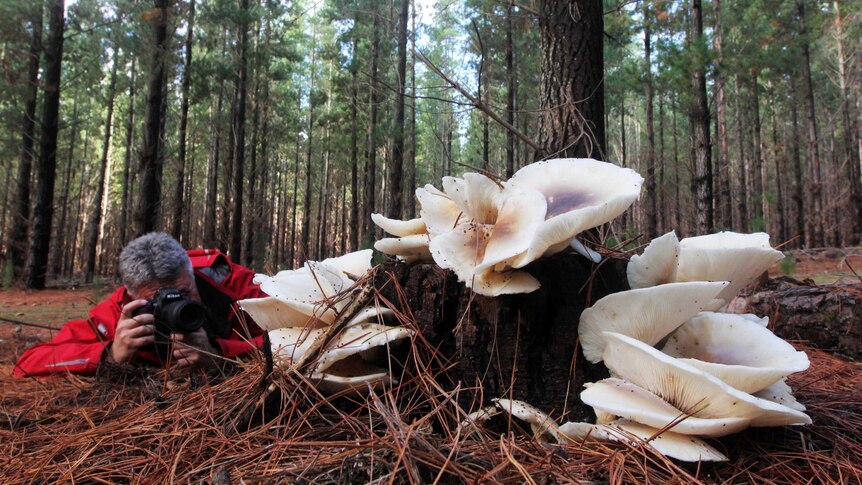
[751,72,765,227]
[537,0,605,160]
[734,76,748,232]
[84,47,119,283]
[349,47,359,252]
[290,131,300,268]
[364,2,381,239]
[119,59,136,248]
[406,1,417,218]
[172,0,195,244]
[505,1,516,179]
[25,0,65,289]
[204,83,224,249]
[301,27,317,263]
[374,253,625,420]
[770,94,786,244]
[230,0,249,261]
[743,277,862,359]
[51,91,79,276]
[688,0,713,234]
[643,1,657,238]
[713,0,732,230]
[388,0,409,219]
[135,0,170,237]
[797,0,822,247]
[9,0,42,280]
[790,90,805,246]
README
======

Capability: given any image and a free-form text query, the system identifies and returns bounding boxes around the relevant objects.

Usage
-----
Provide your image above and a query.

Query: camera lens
[161,299,207,333]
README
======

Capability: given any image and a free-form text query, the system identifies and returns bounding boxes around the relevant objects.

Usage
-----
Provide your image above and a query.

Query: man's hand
[171,328,220,370]
[106,300,155,364]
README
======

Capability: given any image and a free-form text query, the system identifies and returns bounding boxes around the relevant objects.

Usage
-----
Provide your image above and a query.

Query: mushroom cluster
[462,230,809,461]
[573,230,810,461]
[373,158,644,296]
[237,250,414,394]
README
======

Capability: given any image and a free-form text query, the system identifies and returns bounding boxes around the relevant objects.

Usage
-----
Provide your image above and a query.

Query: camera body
[133,287,208,361]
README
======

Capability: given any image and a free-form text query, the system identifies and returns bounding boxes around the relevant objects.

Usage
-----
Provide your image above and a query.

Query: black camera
[133,287,208,361]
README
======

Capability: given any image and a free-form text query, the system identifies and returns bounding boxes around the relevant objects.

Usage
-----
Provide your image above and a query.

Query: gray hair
[118,232,192,294]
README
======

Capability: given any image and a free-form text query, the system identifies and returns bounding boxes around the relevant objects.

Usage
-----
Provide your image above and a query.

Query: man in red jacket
[14,232,266,377]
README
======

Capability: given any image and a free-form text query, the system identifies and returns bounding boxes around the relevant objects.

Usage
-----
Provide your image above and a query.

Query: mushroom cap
[374,234,432,262]
[428,220,540,296]
[320,249,373,279]
[753,379,806,412]
[676,232,784,304]
[602,332,811,427]
[474,186,547,273]
[505,158,643,267]
[578,281,728,363]
[269,323,414,393]
[557,419,727,462]
[416,185,462,236]
[371,213,427,237]
[443,173,503,224]
[661,312,810,393]
[238,296,331,331]
[627,231,680,289]
[493,398,560,442]
[581,378,751,437]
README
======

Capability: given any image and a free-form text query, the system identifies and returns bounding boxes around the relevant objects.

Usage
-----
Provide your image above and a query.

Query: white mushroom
[578,281,728,363]
[474,186,547,273]
[374,234,433,263]
[753,379,806,412]
[602,332,811,428]
[504,158,643,267]
[269,323,414,393]
[660,312,809,393]
[320,249,374,280]
[371,213,427,237]
[453,173,503,224]
[492,398,560,442]
[238,296,332,331]
[416,185,462,236]
[557,419,728,462]
[581,378,751,437]
[627,231,680,289]
[676,232,784,304]
[429,221,539,296]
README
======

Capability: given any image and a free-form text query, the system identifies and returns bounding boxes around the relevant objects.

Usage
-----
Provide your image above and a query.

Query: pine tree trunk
[119,59,136,249]
[172,0,195,244]
[25,0,65,289]
[374,254,627,420]
[644,2,657,239]
[365,2,381,240]
[204,85,223,249]
[797,0,822,247]
[349,52,359,252]
[9,0,42,280]
[505,2,516,179]
[230,0,249,261]
[388,0,409,220]
[790,92,805,247]
[688,0,713,235]
[537,0,604,160]
[302,27,317,263]
[84,47,119,283]
[751,72,765,228]
[713,0,732,230]
[50,90,78,277]
[406,2,417,218]
[135,0,170,237]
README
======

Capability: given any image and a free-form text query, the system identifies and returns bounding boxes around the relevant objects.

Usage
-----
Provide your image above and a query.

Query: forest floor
[1,248,861,482]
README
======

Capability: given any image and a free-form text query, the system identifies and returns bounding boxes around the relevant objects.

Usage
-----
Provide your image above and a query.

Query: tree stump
[742,276,862,359]
[373,252,628,422]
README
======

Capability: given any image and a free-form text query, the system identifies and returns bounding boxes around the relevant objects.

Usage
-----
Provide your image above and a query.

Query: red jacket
[14,249,266,377]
